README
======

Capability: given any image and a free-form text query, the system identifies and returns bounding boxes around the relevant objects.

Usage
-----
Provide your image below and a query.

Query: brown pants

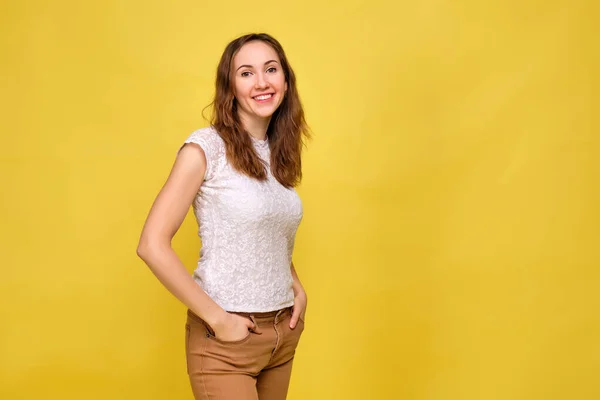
[185,307,305,400]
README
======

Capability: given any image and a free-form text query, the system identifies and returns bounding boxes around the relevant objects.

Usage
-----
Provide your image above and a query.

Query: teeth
[254,94,272,100]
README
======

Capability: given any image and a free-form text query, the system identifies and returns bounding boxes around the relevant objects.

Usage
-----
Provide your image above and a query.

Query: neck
[238,111,271,141]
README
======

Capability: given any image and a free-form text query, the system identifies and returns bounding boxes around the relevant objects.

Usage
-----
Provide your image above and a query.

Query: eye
[266,67,277,73]
[241,71,252,77]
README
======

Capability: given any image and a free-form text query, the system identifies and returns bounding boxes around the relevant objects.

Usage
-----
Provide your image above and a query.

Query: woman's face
[232,40,288,125]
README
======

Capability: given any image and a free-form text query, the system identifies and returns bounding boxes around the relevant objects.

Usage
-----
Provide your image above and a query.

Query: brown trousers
[185,307,305,400]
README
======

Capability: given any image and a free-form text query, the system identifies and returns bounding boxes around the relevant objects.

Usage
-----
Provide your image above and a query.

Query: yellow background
[1,0,598,399]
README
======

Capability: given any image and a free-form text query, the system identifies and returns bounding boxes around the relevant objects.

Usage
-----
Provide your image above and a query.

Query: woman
[136,33,310,400]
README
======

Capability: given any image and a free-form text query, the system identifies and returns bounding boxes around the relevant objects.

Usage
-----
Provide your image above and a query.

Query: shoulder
[187,125,222,141]
[180,126,225,159]
[178,126,225,180]
[184,126,223,147]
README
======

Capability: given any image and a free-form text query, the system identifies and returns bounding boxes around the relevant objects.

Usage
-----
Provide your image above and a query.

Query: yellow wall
[1,0,598,399]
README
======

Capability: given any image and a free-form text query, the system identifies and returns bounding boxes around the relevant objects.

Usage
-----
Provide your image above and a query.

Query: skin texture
[136,40,306,342]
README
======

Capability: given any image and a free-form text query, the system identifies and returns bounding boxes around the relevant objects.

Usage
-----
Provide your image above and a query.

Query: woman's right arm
[136,143,231,331]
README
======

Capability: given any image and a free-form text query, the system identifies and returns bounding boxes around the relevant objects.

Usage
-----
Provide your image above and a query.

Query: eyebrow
[236,60,279,72]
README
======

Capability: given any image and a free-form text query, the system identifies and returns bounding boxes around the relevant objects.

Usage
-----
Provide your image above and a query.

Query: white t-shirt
[180,126,303,312]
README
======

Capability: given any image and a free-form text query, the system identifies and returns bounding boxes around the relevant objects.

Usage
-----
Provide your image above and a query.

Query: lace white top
[180,126,303,312]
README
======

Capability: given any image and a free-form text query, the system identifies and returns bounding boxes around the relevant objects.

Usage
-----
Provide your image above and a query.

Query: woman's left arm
[290,261,307,329]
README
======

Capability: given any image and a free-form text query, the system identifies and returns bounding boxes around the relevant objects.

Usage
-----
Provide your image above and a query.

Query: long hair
[207,33,310,188]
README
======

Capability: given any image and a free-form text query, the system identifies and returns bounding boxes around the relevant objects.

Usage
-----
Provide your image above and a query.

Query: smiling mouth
[253,93,274,101]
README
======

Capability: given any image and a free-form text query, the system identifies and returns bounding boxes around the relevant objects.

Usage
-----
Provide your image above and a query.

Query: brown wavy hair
[206,33,310,188]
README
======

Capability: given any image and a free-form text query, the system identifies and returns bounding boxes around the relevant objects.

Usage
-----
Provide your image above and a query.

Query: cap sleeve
[177,127,222,181]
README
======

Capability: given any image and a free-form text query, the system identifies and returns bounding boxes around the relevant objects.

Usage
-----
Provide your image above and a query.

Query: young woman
[136,33,310,400]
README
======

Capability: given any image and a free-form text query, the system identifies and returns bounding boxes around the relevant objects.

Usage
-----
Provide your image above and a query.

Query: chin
[253,108,278,119]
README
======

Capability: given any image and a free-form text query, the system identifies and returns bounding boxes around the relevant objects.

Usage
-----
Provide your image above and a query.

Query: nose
[254,72,268,89]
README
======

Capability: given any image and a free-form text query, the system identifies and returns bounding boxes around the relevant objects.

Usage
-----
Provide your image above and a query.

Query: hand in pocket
[213,312,255,342]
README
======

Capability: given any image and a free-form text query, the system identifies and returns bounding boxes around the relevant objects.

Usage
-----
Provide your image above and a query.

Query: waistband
[233,307,291,319]
[187,306,292,326]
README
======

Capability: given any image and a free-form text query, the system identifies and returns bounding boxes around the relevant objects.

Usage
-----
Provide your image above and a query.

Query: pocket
[193,313,253,346]
[187,309,253,346]
[209,329,252,346]
[298,316,305,334]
